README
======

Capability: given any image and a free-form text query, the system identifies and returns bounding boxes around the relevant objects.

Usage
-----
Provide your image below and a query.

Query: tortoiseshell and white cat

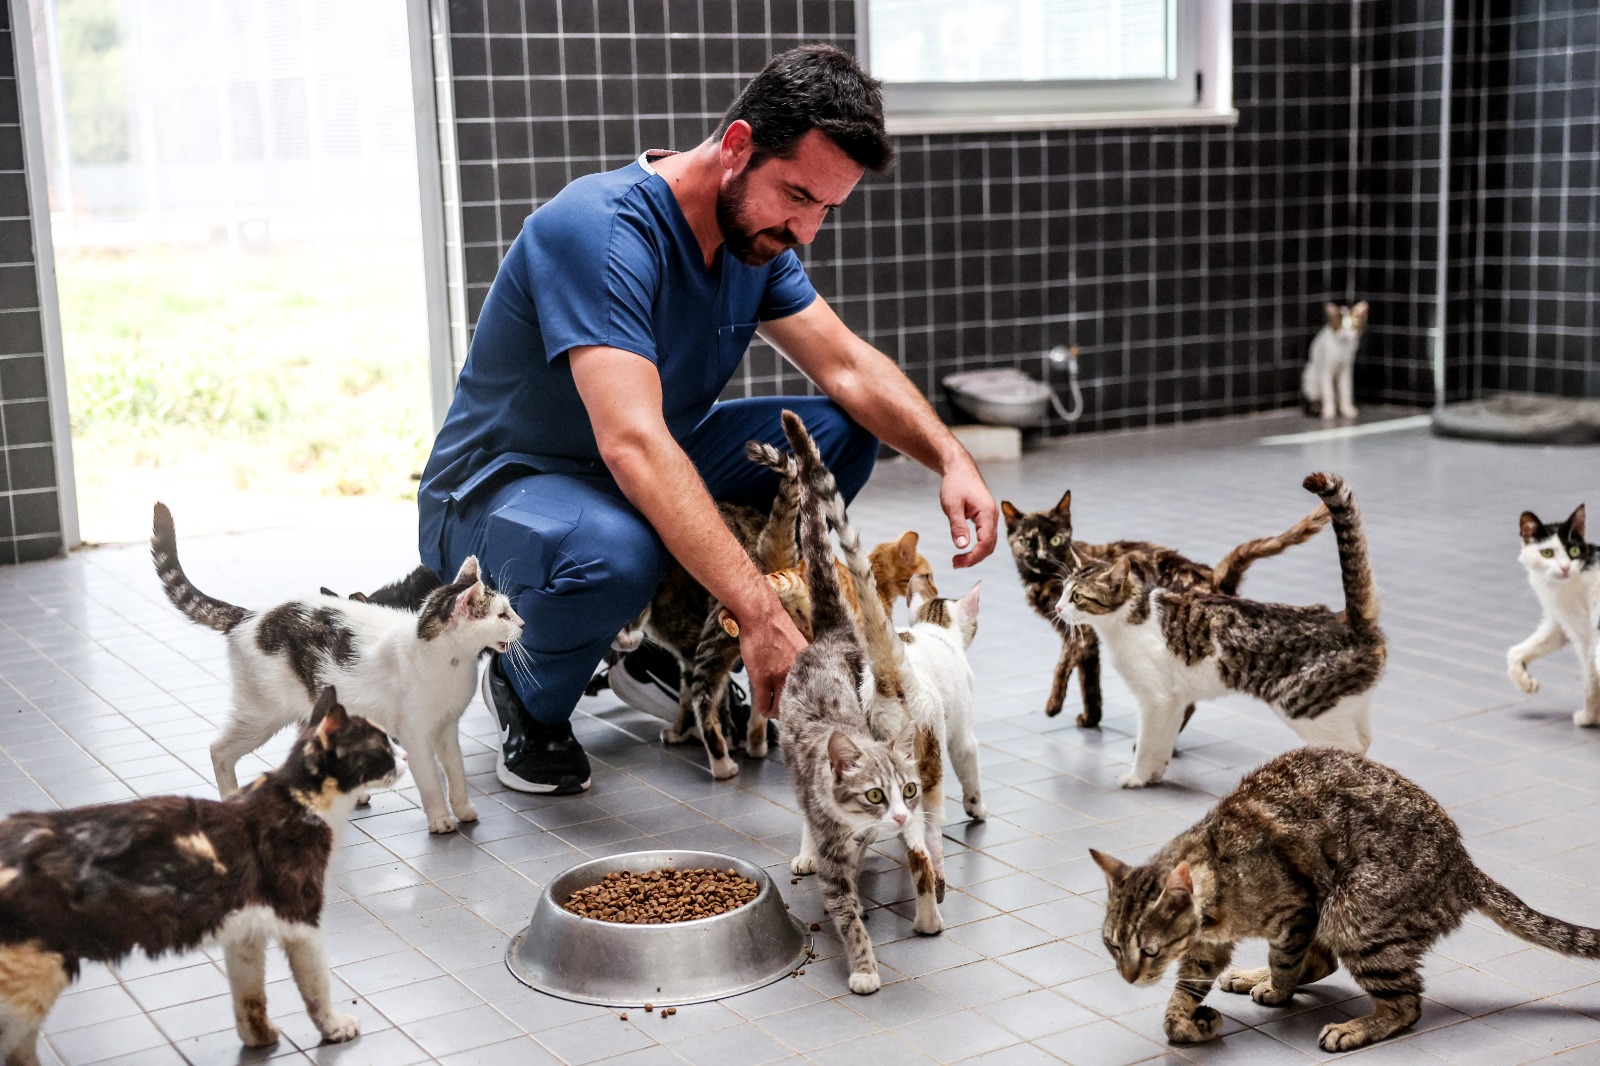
[776,411,940,994]
[0,689,398,1063]
[1058,474,1382,787]
[1507,504,1600,724]
[152,503,522,833]
[1301,300,1369,421]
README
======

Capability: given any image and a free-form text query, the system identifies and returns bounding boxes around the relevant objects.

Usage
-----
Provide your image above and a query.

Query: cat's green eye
[1049,534,1065,547]
[1571,546,1583,559]
[902,782,919,800]
[865,788,885,804]
[1541,548,1556,558]
[1141,945,1159,958]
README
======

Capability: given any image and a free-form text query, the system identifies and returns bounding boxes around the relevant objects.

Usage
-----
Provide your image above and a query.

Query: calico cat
[1001,490,1330,725]
[777,410,938,994]
[0,688,398,1063]
[1301,300,1369,421]
[151,503,522,833]
[1507,505,1600,725]
[321,564,446,610]
[1091,747,1600,1053]
[1057,473,1380,788]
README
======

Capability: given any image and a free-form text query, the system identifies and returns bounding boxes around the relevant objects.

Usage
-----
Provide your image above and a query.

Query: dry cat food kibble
[563,867,760,923]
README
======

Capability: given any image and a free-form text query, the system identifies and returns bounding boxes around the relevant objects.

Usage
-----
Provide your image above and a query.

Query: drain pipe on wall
[1430,0,1455,411]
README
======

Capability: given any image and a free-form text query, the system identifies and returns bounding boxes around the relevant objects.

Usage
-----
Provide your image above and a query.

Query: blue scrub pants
[435,397,877,724]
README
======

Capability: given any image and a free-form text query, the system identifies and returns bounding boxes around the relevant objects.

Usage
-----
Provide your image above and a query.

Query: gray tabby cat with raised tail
[1091,747,1600,1053]
[775,410,938,995]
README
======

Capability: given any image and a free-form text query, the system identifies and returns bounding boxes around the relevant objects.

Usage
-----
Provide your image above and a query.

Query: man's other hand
[738,608,809,719]
[941,462,999,568]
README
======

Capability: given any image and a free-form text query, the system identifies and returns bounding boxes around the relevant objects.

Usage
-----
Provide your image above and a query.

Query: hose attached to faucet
[1045,345,1084,423]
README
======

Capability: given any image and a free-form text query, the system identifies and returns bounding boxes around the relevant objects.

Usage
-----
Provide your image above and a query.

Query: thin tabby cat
[1057,474,1380,787]
[1506,504,1600,725]
[152,503,522,833]
[0,689,398,1063]
[776,410,939,994]
[1091,747,1600,1052]
[1001,490,1329,726]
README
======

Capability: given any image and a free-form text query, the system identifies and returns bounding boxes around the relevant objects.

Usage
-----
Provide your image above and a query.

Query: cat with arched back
[1090,747,1600,1053]
[151,503,523,833]
[775,410,940,994]
[1057,474,1381,788]
[1301,300,1369,421]
[1507,504,1600,724]
[1001,489,1330,726]
[0,688,399,1065]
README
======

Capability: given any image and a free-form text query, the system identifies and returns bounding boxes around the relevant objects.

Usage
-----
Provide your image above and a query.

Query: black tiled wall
[0,6,65,564]
[441,0,1357,436]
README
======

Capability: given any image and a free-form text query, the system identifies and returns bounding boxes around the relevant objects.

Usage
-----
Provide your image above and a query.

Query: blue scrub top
[418,152,818,565]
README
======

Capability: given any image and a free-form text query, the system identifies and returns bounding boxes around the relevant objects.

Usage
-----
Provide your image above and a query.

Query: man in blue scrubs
[419,45,998,794]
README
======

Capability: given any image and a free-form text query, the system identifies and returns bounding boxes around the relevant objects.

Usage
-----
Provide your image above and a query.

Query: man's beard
[716,170,797,267]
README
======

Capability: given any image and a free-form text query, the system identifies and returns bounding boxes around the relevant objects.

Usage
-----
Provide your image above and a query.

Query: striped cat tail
[777,417,854,645]
[1301,473,1380,635]
[744,440,801,571]
[1476,869,1600,956]
[1212,503,1331,595]
[150,503,250,634]
[780,412,905,701]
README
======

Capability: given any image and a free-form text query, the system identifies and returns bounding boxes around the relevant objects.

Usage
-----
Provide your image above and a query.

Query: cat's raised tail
[151,502,250,633]
[1476,870,1600,956]
[1302,473,1380,636]
[1211,503,1331,596]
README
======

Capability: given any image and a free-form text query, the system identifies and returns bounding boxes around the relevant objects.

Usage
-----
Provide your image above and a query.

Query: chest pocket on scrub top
[713,322,760,392]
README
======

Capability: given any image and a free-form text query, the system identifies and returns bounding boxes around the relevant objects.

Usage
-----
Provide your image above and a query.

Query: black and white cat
[151,503,523,833]
[1301,301,1368,421]
[1508,505,1600,725]
[0,688,399,1063]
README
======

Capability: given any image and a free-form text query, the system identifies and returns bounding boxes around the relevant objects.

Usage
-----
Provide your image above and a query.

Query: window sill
[885,106,1240,136]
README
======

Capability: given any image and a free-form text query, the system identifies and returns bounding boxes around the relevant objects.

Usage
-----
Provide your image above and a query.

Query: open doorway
[25,0,433,543]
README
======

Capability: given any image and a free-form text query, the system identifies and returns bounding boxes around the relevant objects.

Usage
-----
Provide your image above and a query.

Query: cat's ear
[1520,511,1543,541]
[1000,500,1020,527]
[827,731,862,774]
[1157,862,1195,915]
[320,586,338,598]
[956,582,981,619]
[1351,301,1369,324]
[1088,848,1130,886]
[349,591,370,604]
[1108,556,1133,586]
[1325,302,1342,327]
[453,556,482,586]
[310,687,349,748]
[1066,543,1086,571]
[1053,490,1073,518]
[1567,504,1586,540]
[908,572,934,608]
[895,530,919,565]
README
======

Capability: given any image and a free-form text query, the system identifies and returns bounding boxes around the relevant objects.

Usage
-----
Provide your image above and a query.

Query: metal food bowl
[942,368,1054,427]
[505,849,809,1007]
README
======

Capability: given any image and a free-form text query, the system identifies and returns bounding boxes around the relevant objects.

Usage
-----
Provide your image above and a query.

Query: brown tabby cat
[0,689,398,1063]
[1090,747,1600,1053]
[1000,490,1329,726]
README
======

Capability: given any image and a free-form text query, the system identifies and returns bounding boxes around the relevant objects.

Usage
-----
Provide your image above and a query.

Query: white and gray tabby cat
[776,411,940,994]
[1300,301,1368,421]
[881,573,986,896]
[1058,473,1383,787]
[152,503,523,833]
[1507,504,1600,724]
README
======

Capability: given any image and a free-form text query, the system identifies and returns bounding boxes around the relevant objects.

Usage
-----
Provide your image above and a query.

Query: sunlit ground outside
[59,240,431,545]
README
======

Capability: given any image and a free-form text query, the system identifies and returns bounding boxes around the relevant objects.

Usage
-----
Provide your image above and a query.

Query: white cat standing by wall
[1301,301,1369,421]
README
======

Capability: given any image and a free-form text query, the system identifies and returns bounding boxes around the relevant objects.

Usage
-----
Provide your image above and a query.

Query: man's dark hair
[717,44,894,173]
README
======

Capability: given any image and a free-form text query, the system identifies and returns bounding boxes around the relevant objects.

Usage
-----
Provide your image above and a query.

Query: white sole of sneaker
[495,751,590,794]
[608,660,682,722]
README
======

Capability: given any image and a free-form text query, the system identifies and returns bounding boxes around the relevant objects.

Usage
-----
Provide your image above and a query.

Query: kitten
[151,503,521,833]
[1300,300,1369,421]
[1091,747,1600,1053]
[0,688,398,1063]
[776,410,937,994]
[886,573,986,897]
[1058,474,1380,788]
[1001,490,1330,725]
[1507,504,1600,724]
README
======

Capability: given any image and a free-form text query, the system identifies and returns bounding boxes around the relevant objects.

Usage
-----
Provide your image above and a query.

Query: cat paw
[848,971,881,995]
[1118,770,1161,789]
[745,734,769,759]
[661,728,692,745]
[239,1020,280,1048]
[963,795,987,822]
[1251,982,1294,1006]
[316,1012,361,1044]
[354,789,372,808]
[1574,708,1600,728]
[1319,1019,1379,1053]
[790,853,816,876]
[1219,966,1268,994]
[1508,662,1539,694]
[1164,1005,1222,1045]
[426,814,459,834]
[709,756,740,780]
[452,801,479,823]
[913,908,943,936]
[1341,406,1359,419]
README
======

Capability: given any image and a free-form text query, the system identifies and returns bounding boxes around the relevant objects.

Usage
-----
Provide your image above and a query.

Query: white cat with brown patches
[151,502,523,833]
[1301,301,1368,421]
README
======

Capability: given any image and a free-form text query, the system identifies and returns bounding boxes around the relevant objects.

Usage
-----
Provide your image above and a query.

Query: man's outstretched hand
[738,608,809,719]
[941,461,999,569]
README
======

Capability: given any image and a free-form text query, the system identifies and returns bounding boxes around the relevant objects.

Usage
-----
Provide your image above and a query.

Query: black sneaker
[608,639,681,721]
[480,656,590,794]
